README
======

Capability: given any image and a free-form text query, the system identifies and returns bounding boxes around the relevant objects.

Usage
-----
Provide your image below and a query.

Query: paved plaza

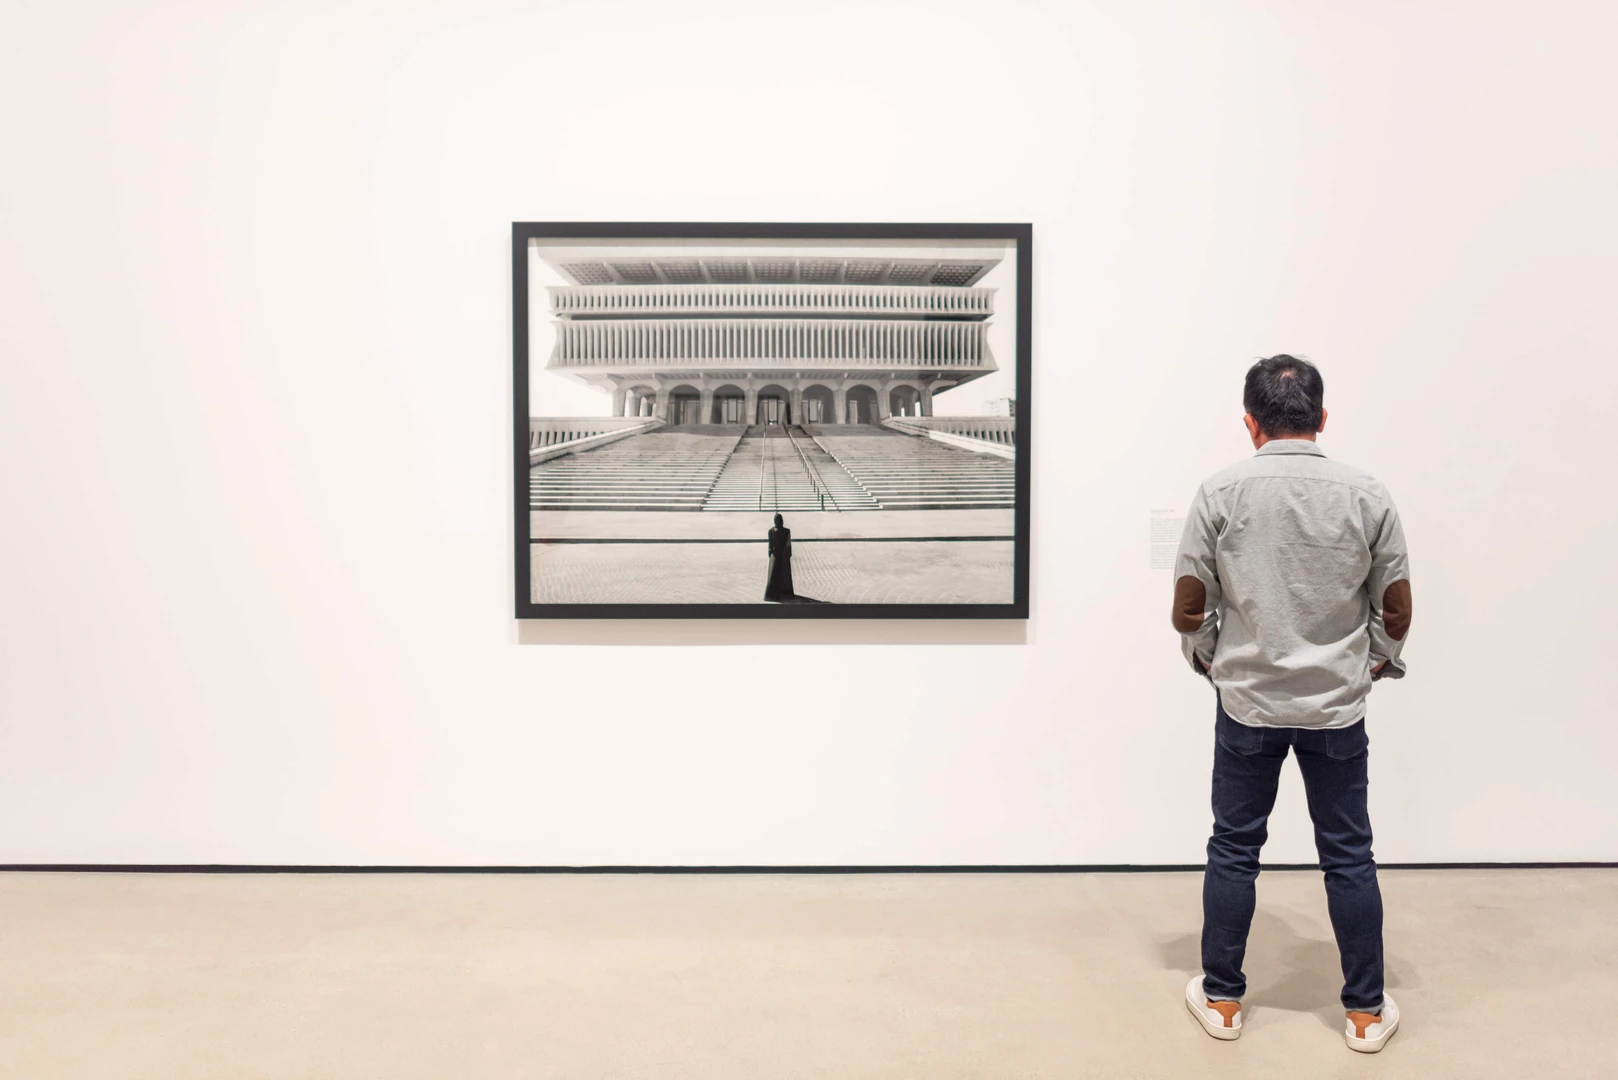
[529,509,1014,604]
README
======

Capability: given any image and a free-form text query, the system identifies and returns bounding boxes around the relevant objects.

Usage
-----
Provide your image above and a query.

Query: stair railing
[784,425,836,511]
[756,429,769,511]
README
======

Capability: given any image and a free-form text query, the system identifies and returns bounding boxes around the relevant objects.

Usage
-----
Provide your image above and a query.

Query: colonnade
[611,377,938,425]
[549,283,995,318]
[550,318,990,368]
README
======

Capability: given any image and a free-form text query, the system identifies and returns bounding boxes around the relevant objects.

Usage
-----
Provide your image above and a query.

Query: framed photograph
[513,223,1031,619]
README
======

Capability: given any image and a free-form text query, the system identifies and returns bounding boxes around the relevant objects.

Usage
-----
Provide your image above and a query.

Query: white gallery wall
[2,0,1615,865]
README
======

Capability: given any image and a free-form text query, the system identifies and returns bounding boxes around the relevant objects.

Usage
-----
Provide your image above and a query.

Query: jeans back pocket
[1215,704,1267,756]
[1324,720,1369,761]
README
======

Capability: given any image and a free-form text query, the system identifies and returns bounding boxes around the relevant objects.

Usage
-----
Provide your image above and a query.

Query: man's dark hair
[1243,355,1325,436]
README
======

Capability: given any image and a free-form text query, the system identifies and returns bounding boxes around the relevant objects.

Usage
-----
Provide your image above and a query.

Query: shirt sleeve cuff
[1371,655,1406,680]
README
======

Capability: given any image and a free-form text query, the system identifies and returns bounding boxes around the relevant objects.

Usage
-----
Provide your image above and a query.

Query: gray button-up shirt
[1173,440,1411,729]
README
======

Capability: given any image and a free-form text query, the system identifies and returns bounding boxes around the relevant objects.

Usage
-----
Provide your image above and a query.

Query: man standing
[1173,356,1412,1053]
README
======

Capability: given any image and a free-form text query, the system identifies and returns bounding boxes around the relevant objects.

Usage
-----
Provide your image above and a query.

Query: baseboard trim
[1,862,1614,874]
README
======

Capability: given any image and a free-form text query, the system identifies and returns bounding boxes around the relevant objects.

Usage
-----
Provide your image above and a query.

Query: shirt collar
[1254,439,1326,457]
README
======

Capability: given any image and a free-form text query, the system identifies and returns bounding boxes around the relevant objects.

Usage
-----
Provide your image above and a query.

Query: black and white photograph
[513,223,1031,617]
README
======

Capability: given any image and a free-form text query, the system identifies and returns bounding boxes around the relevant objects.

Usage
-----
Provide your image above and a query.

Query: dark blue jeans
[1202,697,1384,1012]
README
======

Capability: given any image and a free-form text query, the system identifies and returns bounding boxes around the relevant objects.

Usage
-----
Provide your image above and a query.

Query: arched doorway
[802,384,836,425]
[756,383,791,425]
[668,383,701,425]
[625,384,657,418]
[845,385,879,425]
[889,384,923,417]
[711,384,745,425]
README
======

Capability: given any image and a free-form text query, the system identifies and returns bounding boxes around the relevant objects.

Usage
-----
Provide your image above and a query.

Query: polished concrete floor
[0,869,1612,1078]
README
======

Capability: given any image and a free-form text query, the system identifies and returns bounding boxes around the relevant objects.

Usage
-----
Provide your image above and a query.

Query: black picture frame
[513,222,1032,619]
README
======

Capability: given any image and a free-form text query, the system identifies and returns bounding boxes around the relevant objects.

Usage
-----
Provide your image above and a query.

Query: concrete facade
[539,255,1002,425]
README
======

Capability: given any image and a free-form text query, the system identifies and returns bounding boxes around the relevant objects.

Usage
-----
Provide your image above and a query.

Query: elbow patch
[1383,579,1412,641]
[1172,576,1206,633]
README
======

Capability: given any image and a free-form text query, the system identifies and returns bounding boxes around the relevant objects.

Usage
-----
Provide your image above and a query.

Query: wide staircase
[808,427,1016,509]
[703,426,879,512]
[528,430,741,510]
[530,424,1011,512]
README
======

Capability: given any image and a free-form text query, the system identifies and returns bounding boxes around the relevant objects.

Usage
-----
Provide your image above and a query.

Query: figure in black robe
[764,513,795,601]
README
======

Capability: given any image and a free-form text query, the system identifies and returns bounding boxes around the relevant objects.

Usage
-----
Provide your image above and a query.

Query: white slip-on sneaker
[1185,976,1242,1040]
[1345,993,1400,1053]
